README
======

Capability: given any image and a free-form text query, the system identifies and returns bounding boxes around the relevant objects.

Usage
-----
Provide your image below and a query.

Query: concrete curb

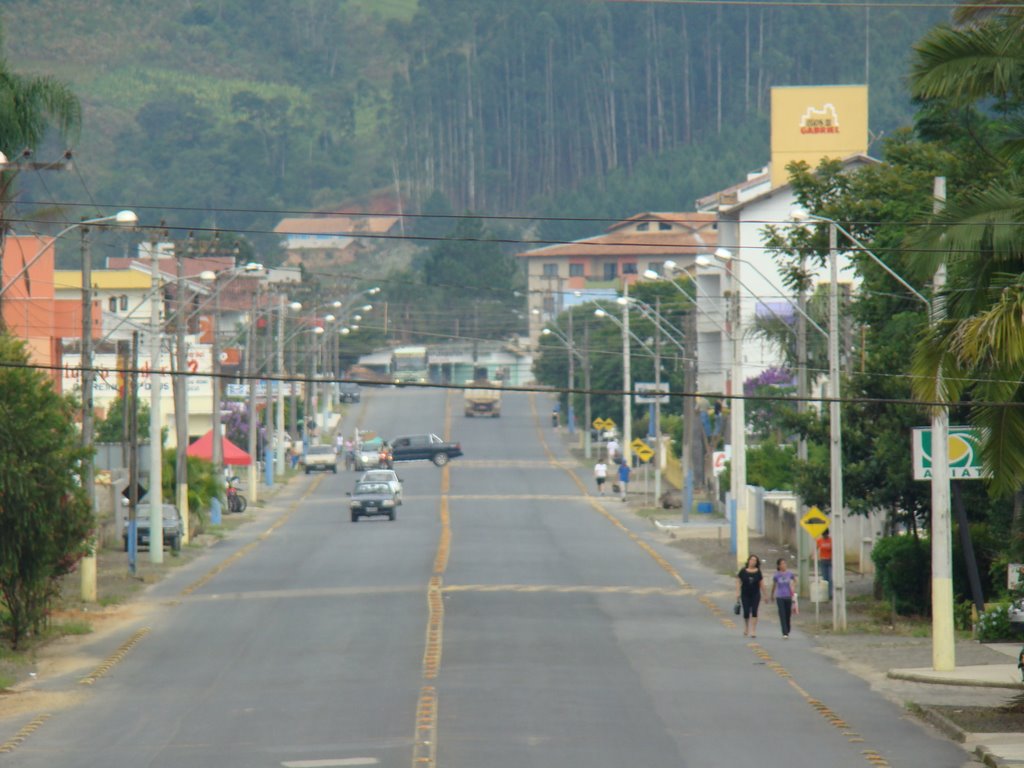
[888,669,1024,690]
[974,744,1021,768]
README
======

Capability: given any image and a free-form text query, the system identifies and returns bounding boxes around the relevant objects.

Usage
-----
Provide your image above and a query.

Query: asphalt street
[0,388,981,767]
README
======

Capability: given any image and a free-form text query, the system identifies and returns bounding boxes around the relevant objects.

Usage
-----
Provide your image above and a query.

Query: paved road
[2,388,979,767]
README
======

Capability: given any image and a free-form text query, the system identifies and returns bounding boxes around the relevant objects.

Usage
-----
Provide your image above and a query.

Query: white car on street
[359,469,403,504]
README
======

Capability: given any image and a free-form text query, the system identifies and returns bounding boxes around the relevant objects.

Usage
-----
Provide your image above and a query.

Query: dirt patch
[0,689,88,720]
[930,695,1024,732]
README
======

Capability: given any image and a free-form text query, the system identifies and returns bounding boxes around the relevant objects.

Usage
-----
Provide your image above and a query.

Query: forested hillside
[1,0,948,248]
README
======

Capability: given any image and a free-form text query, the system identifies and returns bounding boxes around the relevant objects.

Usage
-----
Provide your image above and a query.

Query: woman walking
[736,555,766,638]
[771,557,798,639]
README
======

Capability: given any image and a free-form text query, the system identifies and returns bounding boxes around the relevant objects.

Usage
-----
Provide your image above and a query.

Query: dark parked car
[123,504,183,552]
[338,382,361,403]
[348,481,400,522]
[389,433,463,467]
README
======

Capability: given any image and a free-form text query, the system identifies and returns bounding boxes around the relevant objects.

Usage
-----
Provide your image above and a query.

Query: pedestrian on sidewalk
[736,555,766,638]
[771,557,798,639]
[594,459,608,495]
[816,529,833,600]
[618,461,631,501]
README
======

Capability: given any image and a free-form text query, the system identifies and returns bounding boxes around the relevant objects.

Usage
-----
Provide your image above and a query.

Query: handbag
[733,599,741,615]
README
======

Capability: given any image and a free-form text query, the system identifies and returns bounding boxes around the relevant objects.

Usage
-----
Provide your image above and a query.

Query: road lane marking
[181,474,324,596]
[450,459,577,469]
[444,584,693,596]
[78,627,150,685]
[282,759,380,767]
[410,392,453,768]
[0,714,50,754]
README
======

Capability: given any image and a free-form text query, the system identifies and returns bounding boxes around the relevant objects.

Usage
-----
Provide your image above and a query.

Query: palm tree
[909,5,1024,502]
[0,30,81,319]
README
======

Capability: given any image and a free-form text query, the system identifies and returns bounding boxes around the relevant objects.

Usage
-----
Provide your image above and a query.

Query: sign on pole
[634,382,670,404]
[631,438,654,463]
[800,506,830,540]
[592,417,615,432]
[911,426,985,480]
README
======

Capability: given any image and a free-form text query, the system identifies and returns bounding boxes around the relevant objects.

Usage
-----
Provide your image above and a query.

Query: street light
[791,206,950,654]
[543,323,587,453]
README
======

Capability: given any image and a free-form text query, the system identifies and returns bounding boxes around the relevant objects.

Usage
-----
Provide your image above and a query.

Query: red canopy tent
[186,430,253,466]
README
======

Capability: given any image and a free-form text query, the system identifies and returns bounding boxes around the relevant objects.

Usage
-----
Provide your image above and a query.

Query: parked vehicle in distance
[348,481,400,522]
[338,382,361,403]
[302,444,338,474]
[389,433,463,466]
[123,504,183,552]
[359,469,403,503]
[464,383,501,417]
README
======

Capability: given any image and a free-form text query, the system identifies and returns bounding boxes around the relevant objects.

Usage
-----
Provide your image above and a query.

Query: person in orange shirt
[816,530,833,600]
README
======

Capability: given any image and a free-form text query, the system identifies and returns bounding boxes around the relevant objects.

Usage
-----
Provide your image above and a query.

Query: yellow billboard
[771,85,868,187]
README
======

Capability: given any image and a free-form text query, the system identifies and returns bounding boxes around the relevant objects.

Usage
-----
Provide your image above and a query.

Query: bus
[392,346,429,383]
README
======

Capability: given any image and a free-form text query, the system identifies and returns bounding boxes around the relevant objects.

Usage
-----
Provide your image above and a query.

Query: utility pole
[682,308,696,523]
[79,224,97,601]
[621,281,632,466]
[149,234,164,564]
[211,283,223,501]
[653,296,662,504]
[827,222,845,629]
[246,286,260,505]
[174,237,191,544]
[567,310,575,435]
[276,294,286,476]
[583,319,592,459]
[127,331,140,575]
[796,257,810,597]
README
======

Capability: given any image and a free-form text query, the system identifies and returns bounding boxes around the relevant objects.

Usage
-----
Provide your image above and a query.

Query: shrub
[976,603,1015,641]
[871,535,930,616]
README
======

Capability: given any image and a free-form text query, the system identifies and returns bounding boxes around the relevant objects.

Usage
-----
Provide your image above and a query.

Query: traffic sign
[629,438,647,452]
[800,506,830,539]
[634,444,654,463]
[634,381,670,404]
[593,417,615,431]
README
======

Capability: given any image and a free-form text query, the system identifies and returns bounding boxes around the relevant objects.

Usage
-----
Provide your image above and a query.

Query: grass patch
[53,619,92,637]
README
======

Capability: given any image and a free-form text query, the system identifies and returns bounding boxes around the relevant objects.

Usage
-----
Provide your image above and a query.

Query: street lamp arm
[542,326,585,363]
[795,211,930,308]
[594,309,655,357]
[629,302,688,358]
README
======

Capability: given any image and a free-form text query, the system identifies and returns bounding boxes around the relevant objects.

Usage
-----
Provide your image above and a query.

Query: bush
[871,535,930,616]
[976,603,1015,641]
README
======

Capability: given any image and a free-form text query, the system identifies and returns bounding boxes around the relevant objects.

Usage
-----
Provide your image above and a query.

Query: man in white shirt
[606,438,620,464]
[594,460,608,495]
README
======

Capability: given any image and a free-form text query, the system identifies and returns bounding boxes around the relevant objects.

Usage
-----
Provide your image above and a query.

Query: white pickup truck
[301,445,338,474]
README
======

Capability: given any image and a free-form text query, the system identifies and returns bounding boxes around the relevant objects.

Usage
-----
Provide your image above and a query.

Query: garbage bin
[697,502,713,515]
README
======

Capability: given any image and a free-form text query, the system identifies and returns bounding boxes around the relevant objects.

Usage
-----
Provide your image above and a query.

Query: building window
[542,263,559,277]
[120,295,128,311]
[603,263,618,281]
[542,295,556,315]
[636,222,649,232]
[108,297,118,312]
[658,222,672,231]
[622,262,638,275]
[569,263,584,278]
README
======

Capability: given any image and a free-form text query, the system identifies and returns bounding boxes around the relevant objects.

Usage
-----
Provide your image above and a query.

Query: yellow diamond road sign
[630,438,647,452]
[801,506,830,539]
[634,445,654,463]
[593,417,615,431]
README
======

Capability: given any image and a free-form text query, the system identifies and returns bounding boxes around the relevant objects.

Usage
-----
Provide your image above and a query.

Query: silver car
[359,469,403,504]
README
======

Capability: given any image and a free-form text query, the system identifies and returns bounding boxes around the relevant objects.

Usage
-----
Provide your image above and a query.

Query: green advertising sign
[911,426,985,480]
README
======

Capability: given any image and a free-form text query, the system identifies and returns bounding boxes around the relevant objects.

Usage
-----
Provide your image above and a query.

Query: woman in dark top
[736,554,766,637]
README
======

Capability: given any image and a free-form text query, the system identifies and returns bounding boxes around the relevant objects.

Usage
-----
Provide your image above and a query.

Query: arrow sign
[801,506,830,539]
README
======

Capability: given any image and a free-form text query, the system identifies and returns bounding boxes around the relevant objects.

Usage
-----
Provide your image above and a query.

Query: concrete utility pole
[174,240,190,544]
[211,284,223,500]
[930,176,955,671]
[149,235,164,563]
[583,319,592,459]
[79,225,97,601]
[653,296,663,504]
[796,256,811,598]
[246,287,260,505]
[827,223,845,630]
[728,258,749,569]
[276,294,287,477]
[621,280,632,466]
[127,332,140,575]
[681,308,696,523]
[567,310,575,435]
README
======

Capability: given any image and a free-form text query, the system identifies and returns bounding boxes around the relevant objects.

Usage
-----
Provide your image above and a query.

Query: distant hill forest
[2,0,948,250]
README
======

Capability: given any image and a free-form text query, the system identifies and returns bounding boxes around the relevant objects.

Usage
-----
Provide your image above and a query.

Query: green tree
[161,450,219,532]
[93,395,150,443]
[0,333,92,648]
[908,4,1024,529]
